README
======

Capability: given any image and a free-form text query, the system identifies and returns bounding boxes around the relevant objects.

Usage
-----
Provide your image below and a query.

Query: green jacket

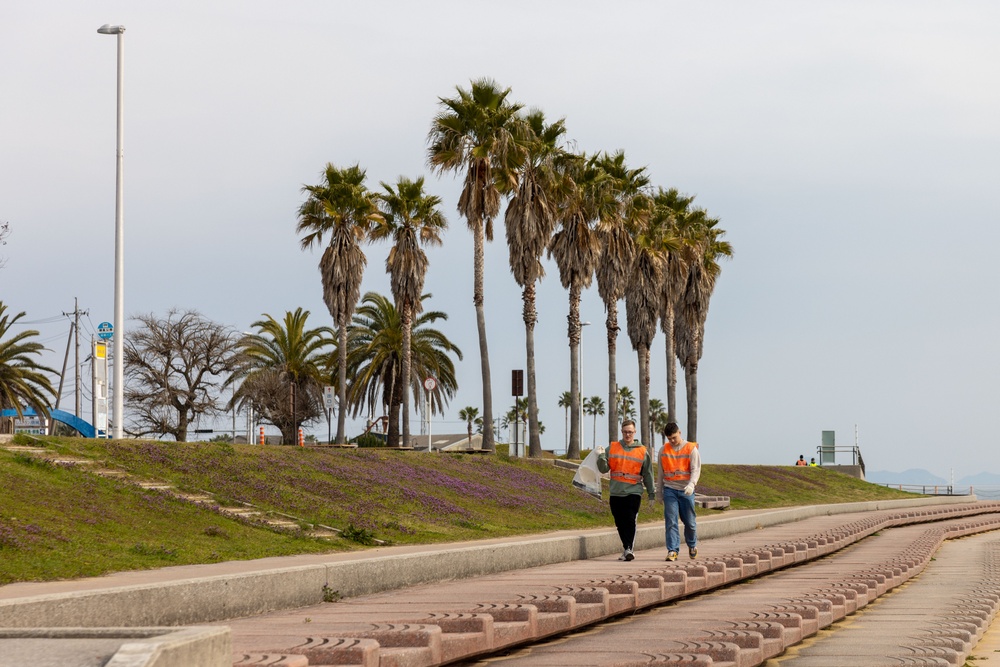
[596,440,656,499]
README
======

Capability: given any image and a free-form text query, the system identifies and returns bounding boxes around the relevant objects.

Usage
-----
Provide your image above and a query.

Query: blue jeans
[662,486,697,551]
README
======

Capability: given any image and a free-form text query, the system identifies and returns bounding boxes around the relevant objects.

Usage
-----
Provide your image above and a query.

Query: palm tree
[654,187,703,425]
[649,398,668,448]
[594,150,650,447]
[297,163,382,444]
[616,385,636,427]
[347,292,462,434]
[504,109,566,458]
[0,302,56,427]
[371,176,447,448]
[547,153,611,460]
[675,217,733,440]
[624,191,679,451]
[557,390,572,452]
[235,308,333,445]
[427,79,524,453]
[458,406,479,446]
[583,395,606,449]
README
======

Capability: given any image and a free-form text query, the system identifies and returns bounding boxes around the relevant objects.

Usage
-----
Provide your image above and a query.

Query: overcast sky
[3,2,998,481]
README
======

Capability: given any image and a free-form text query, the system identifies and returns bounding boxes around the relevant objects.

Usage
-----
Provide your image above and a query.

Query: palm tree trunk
[336,319,348,444]
[685,361,698,442]
[605,303,619,445]
[567,284,583,460]
[665,307,677,424]
[524,283,542,457]
[473,223,495,452]
[387,373,402,447]
[401,301,413,449]
[638,345,650,453]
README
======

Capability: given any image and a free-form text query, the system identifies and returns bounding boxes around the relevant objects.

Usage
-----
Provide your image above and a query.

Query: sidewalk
[0,496,987,667]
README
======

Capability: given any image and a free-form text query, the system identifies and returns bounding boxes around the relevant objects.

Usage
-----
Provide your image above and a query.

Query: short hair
[663,422,680,437]
[621,419,636,430]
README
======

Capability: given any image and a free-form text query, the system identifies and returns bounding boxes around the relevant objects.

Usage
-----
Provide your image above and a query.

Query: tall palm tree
[593,150,650,447]
[616,386,636,426]
[235,308,333,445]
[427,78,524,452]
[557,390,572,452]
[347,292,462,432]
[675,217,733,440]
[654,188,702,425]
[547,153,611,460]
[583,395,606,449]
[458,406,479,446]
[371,176,447,448]
[0,302,56,426]
[504,109,566,457]
[297,163,381,444]
[624,193,679,451]
[649,398,668,448]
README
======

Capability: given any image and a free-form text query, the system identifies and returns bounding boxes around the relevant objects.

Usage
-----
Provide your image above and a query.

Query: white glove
[684,483,695,496]
[596,447,605,455]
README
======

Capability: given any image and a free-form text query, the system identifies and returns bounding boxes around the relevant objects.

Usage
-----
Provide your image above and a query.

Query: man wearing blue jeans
[658,422,701,561]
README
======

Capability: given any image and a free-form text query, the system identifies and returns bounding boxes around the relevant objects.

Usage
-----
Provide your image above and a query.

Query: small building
[407,433,484,453]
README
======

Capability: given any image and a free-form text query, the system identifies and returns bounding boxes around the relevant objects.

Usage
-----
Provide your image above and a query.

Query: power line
[20,315,65,325]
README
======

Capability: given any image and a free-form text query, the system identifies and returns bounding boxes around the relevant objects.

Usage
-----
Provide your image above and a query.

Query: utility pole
[53,322,74,434]
[62,298,89,418]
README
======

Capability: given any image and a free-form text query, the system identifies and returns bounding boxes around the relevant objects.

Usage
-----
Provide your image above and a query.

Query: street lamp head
[97,24,125,34]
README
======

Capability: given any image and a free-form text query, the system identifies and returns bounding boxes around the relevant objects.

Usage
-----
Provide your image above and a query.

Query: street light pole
[579,320,591,454]
[97,23,125,439]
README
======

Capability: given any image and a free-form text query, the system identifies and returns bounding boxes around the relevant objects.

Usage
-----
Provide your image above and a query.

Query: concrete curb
[0,626,230,667]
[0,495,970,629]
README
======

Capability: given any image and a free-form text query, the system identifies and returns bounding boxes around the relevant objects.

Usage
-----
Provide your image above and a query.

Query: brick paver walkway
[225,503,1000,667]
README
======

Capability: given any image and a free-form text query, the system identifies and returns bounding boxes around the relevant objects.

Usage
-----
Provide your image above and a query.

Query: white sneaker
[618,550,628,561]
[624,548,635,561]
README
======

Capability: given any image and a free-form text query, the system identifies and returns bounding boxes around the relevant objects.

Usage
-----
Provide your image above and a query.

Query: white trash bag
[572,448,607,499]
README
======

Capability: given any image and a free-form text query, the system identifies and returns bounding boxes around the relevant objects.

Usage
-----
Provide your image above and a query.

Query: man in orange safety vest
[658,422,701,562]
[596,419,655,561]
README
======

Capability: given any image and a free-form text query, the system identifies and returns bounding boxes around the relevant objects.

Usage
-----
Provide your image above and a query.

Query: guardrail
[877,483,974,496]
[816,445,865,475]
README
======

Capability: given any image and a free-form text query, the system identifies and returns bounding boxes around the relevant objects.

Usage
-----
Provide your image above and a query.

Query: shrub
[353,433,387,448]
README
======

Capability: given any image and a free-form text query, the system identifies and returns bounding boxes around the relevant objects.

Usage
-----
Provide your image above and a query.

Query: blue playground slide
[0,408,99,438]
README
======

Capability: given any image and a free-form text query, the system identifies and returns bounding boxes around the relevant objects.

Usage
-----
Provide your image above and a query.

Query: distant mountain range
[867,469,1000,487]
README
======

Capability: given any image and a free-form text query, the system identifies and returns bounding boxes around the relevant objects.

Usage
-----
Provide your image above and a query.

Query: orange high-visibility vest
[660,441,697,482]
[609,441,645,484]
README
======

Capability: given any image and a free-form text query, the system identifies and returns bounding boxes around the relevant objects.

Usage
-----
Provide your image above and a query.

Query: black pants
[609,493,643,550]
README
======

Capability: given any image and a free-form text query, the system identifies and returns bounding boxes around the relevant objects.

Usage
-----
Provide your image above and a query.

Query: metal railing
[876,483,974,496]
[815,445,866,476]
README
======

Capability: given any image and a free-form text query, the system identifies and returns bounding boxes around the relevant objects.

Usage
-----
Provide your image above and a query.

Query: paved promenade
[3,497,1000,666]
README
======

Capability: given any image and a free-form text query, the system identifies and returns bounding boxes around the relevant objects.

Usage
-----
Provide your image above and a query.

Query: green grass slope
[1,435,917,585]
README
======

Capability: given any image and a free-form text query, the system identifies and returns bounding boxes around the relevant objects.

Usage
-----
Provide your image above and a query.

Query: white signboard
[323,385,335,409]
[92,340,109,435]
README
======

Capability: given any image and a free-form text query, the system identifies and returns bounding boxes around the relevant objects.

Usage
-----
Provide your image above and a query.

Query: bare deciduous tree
[123,309,243,442]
